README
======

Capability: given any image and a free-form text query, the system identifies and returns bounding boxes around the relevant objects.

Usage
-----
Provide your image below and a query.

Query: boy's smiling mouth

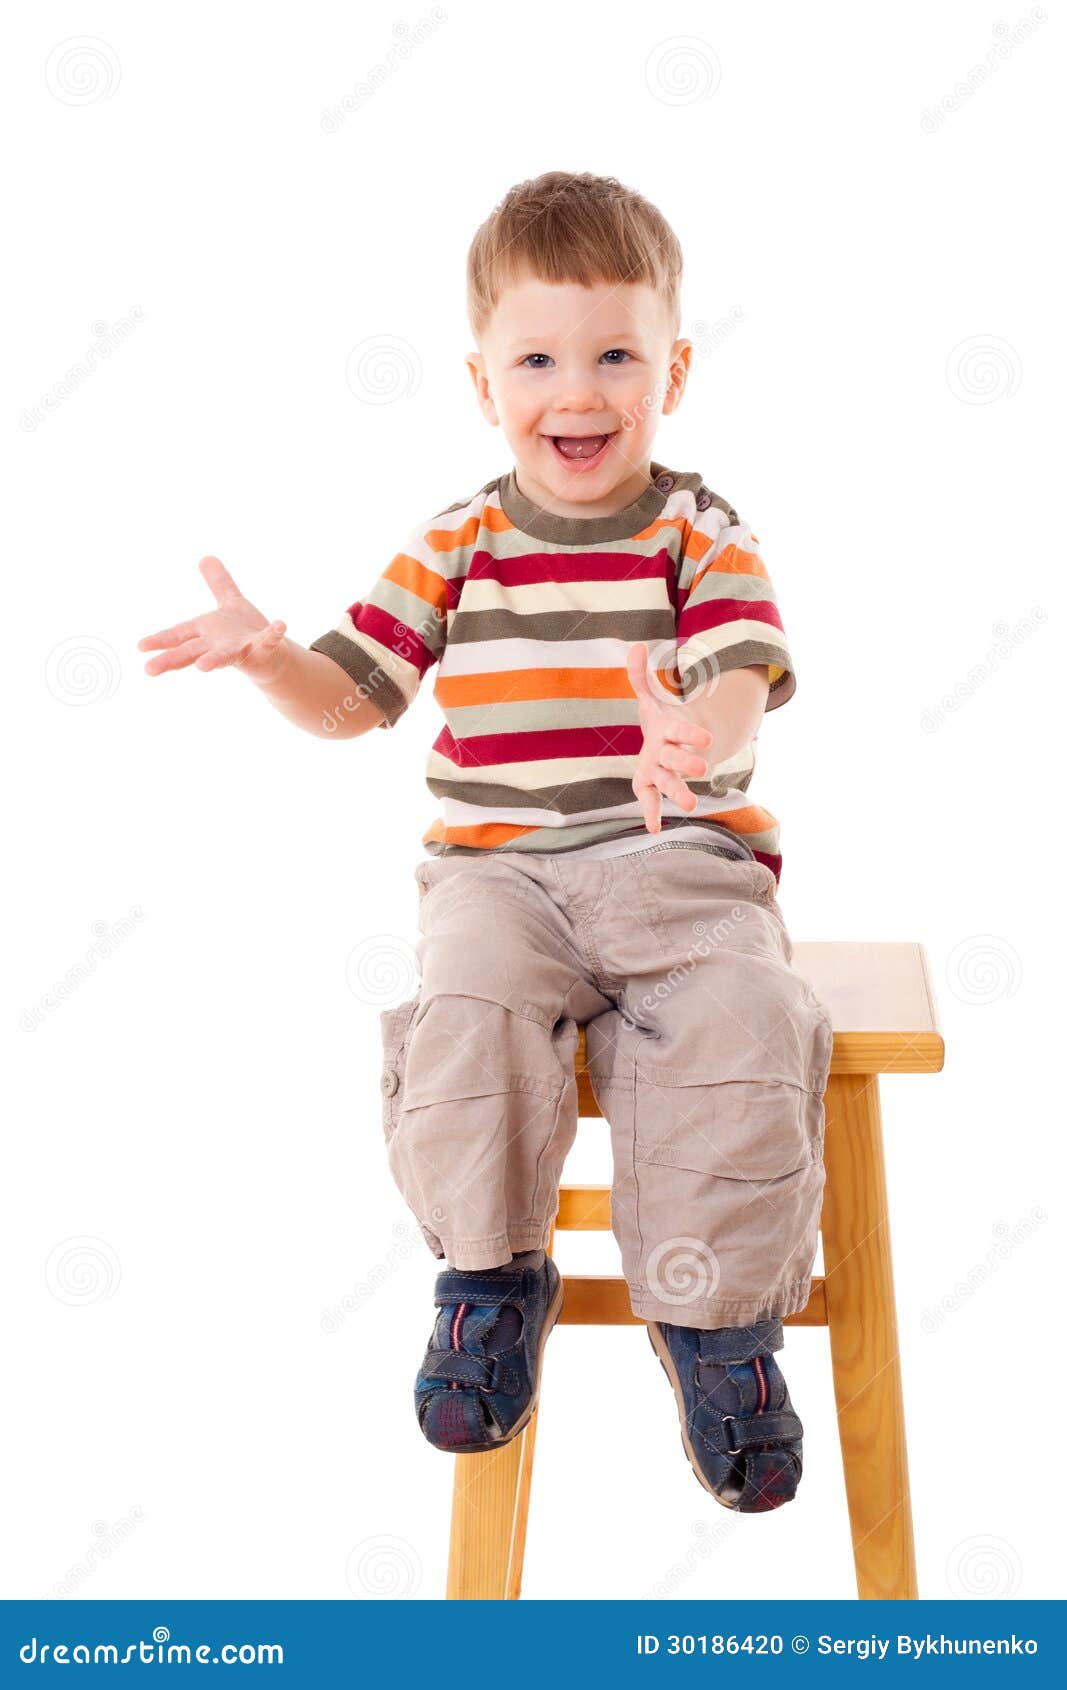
[543,431,617,470]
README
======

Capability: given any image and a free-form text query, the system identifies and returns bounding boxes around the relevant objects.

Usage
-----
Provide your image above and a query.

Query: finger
[660,715,714,750]
[656,744,709,779]
[199,555,243,608]
[143,637,209,676]
[138,620,203,652]
[632,771,661,833]
[252,619,287,655]
[654,766,700,813]
[626,642,655,702]
[233,620,286,672]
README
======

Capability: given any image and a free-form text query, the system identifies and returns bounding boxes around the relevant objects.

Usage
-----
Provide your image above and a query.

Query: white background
[4,0,1064,1604]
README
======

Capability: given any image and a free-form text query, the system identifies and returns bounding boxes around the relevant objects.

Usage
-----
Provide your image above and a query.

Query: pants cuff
[628,1274,815,1330]
[426,1220,555,1270]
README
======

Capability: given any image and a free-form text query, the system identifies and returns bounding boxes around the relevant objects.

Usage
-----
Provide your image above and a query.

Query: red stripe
[465,547,674,588]
[753,1355,768,1412]
[677,597,784,637]
[431,723,643,767]
[449,1300,468,1394]
[346,600,440,675]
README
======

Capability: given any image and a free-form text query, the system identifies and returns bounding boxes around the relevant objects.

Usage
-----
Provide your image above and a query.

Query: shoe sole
[435,1266,566,1456]
[646,1321,740,1509]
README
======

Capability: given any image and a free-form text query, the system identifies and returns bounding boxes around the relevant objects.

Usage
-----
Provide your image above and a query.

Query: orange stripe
[706,804,778,836]
[422,806,778,852]
[424,502,515,554]
[682,529,762,566]
[424,515,481,552]
[433,665,681,709]
[689,542,769,592]
[422,820,540,848]
[631,514,689,545]
[383,552,448,619]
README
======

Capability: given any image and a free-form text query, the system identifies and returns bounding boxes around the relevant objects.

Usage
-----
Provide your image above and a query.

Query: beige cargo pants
[378,845,834,1330]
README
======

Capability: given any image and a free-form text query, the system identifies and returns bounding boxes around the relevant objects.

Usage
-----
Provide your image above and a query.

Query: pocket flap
[379,994,420,1060]
[636,1079,823,1181]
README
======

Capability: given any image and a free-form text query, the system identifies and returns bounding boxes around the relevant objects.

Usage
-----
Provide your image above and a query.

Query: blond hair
[467,170,682,342]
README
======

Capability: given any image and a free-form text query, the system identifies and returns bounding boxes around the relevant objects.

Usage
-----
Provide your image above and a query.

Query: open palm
[138,556,286,678]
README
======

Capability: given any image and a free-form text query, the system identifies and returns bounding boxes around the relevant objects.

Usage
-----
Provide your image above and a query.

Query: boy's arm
[671,663,769,768]
[626,510,795,831]
[673,509,795,767]
[241,639,386,738]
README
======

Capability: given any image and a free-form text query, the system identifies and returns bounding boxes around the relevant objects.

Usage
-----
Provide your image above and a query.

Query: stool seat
[445,941,944,1603]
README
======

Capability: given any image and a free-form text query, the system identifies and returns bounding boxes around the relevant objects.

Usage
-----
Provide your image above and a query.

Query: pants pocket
[378,993,421,1143]
[636,1078,825,1183]
[631,1077,828,1311]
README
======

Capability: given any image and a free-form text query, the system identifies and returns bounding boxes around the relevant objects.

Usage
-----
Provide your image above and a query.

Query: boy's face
[467,272,691,517]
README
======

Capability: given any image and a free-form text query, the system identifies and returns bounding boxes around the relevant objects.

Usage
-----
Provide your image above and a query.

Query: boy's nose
[548,376,608,414]
[547,393,611,425]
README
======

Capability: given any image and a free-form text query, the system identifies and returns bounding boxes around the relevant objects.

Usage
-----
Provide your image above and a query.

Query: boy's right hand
[138,556,288,683]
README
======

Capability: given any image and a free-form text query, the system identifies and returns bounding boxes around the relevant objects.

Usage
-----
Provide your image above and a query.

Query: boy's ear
[661,338,693,417]
[466,350,500,426]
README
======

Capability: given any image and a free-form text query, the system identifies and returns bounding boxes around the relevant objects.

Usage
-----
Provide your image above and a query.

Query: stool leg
[504,1218,557,1598]
[445,1221,558,1599]
[446,1438,527,1599]
[820,1073,918,1600]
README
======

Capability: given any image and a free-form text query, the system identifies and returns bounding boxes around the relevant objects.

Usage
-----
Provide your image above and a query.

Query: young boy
[139,171,834,1514]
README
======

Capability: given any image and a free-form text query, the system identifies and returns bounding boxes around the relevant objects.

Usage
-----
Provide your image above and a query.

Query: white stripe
[439,635,672,676]
[427,744,753,785]
[678,619,786,667]
[433,791,753,830]
[457,577,667,614]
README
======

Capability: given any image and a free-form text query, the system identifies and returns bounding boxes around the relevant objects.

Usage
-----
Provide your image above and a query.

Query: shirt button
[381,1069,400,1097]
[655,473,675,492]
[696,490,712,511]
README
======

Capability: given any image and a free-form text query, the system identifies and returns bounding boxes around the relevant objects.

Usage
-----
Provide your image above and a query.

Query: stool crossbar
[444,941,944,1601]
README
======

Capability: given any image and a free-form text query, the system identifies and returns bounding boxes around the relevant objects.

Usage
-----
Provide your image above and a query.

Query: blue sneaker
[415,1249,564,1452]
[646,1317,804,1511]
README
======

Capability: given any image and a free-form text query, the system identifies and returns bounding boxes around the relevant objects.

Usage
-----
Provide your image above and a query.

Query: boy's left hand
[626,643,714,834]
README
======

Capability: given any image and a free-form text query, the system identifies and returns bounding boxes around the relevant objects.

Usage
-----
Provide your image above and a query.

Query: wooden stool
[445,942,944,1601]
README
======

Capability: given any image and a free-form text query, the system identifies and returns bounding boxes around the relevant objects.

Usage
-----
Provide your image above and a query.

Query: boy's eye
[519,349,633,369]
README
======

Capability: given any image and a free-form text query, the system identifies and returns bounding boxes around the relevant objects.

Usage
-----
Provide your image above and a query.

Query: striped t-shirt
[310,462,797,880]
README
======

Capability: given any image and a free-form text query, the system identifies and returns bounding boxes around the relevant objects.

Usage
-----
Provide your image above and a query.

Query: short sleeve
[675,510,796,711]
[309,522,449,729]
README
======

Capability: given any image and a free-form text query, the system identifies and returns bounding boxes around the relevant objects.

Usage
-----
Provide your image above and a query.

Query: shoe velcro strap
[725,1409,803,1450]
[434,1273,526,1307]
[421,1350,497,1388]
[695,1318,784,1362]
[421,1351,524,1397]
